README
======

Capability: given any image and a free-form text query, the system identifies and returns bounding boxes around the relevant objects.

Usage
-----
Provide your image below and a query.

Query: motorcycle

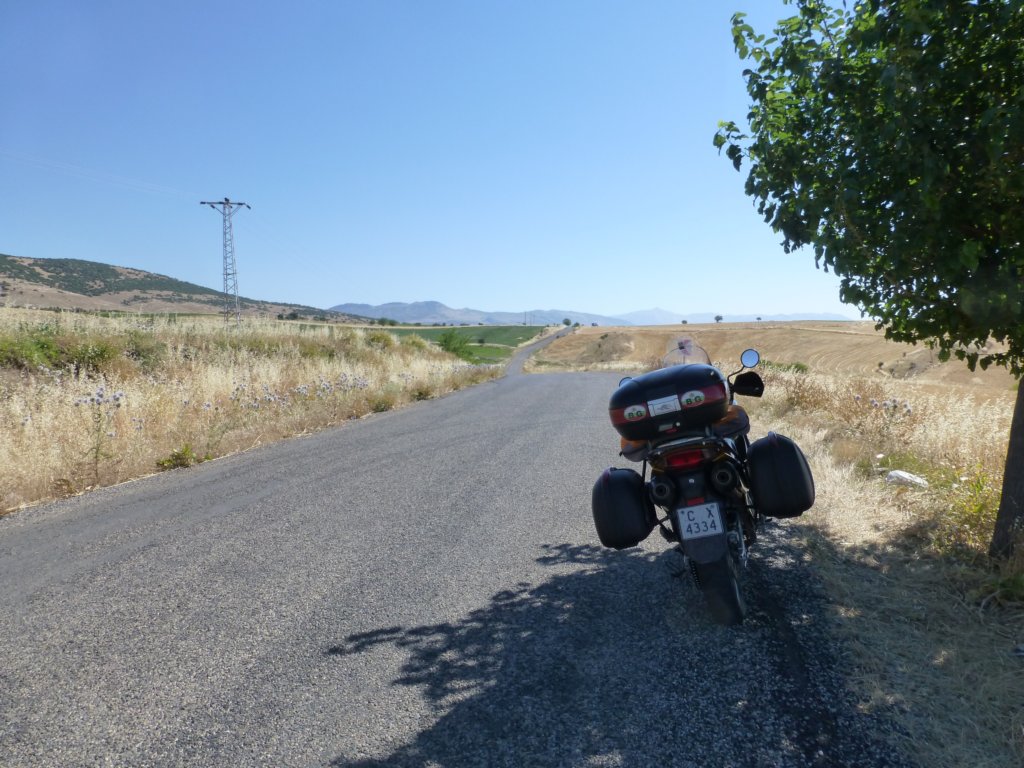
[591,339,815,625]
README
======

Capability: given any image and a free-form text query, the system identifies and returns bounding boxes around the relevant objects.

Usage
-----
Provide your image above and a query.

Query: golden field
[531,320,1017,389]
[0,308,499,512]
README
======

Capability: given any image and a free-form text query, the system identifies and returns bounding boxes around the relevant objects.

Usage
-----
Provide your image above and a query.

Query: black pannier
[609,364,730,441]
[748,432,815,518]
[591,467,656,549]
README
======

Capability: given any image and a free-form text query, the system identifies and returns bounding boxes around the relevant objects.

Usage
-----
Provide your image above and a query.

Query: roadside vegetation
[388,325,546,364]
[653,348,1023,766]
[733,363,1022,767]
[0,308,500,511]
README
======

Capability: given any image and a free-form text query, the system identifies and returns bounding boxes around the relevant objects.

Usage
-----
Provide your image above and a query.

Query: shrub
[296,339,336,360]
[437,330,472,360]
[156,444,210,470]
[411,384,434,401]
[400,334,428,351]
[123,331,166,372]
[0,333,60,369]
[67,340,118,374]
[932,468,1002,560]
[365,330,396,351]
[370,392,397,412]
[763,360,810,374]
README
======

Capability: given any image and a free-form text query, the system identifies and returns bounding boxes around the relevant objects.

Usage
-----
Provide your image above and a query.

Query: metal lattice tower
[200,197,251,325]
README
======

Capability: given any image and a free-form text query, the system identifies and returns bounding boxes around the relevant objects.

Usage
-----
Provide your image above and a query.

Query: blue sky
[0,1,856,319]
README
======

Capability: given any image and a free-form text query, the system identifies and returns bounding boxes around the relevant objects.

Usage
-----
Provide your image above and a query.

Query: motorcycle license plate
[676,502,723,541]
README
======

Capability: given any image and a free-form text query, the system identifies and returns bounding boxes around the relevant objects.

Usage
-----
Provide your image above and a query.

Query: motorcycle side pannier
[609,364,729,441]
[748,432,815,518]
[591,467,656,549]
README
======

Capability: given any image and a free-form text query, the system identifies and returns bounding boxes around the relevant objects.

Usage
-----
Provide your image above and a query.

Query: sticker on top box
[680,390,706,408]
[623,404,647,421]
[647,395,681,416]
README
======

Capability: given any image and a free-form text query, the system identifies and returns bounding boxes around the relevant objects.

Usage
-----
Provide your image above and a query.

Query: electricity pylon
[200,197,250,325]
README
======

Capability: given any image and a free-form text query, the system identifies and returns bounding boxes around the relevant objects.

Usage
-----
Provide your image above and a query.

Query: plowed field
[530,321,1017,393]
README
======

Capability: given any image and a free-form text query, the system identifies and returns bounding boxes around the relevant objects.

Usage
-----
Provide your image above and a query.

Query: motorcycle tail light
[665,448,706,470]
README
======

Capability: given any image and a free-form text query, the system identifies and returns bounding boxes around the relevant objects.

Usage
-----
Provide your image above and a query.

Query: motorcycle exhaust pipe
[709,461,740,495]
[648,475,677,507]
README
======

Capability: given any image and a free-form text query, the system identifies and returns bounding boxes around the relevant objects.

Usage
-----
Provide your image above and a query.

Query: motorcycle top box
[609,363,729,441]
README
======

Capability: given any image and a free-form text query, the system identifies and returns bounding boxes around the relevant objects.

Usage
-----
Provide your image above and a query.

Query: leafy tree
[563,318,572,326]
[714,315,724,324]
[715,0,1024,556]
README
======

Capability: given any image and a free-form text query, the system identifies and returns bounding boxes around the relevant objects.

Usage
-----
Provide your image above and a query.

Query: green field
[388,325,543,345]
[388,325,546,363]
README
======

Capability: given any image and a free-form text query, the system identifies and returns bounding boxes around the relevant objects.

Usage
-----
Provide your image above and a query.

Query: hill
[329,300,630,327]
[0,254,342,318]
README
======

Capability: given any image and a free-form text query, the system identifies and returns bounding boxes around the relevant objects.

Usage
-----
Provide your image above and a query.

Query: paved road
[0,367,910,767]
[505,325,572,373]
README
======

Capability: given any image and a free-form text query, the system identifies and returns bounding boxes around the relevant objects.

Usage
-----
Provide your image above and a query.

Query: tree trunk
[990,382,1024,557]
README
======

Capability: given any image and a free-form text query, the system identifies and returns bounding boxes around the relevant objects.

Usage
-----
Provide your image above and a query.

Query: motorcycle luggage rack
[647,434,730,461]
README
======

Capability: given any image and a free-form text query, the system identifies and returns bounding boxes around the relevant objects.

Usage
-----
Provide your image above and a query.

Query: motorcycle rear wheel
[694,556,747,626]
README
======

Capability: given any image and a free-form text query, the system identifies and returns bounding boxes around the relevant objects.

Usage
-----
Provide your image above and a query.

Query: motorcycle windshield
[661,337,711,368]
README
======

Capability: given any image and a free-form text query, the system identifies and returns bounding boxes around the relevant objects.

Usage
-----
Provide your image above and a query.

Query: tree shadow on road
[777,516,1024,768]
[324,535,909,768]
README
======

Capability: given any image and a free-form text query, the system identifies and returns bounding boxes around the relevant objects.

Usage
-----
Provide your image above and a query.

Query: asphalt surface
[0,362,912,767]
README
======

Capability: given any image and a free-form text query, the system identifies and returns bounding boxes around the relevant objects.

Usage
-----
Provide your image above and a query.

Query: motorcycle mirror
[740,348,760,369]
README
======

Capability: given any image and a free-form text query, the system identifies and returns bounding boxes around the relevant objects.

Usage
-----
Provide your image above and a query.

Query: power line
[200,197,251,325]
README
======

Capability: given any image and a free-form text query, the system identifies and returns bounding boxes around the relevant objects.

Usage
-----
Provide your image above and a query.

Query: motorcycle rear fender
[676,528,728,564]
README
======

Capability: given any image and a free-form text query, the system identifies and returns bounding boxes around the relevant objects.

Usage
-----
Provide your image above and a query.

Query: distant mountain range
[331,301,852,326]
[330,301,628,326]
[0,252,852,325]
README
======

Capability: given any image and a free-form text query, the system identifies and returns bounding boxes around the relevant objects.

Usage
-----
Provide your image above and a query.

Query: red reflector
[665,449,705,470]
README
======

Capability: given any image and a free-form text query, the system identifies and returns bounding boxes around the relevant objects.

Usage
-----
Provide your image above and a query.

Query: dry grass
[0,309,500,511]
[743,365,1022,767]
[754,366,1013,475]
[759,411,1024,768]
[542,324,1023,767]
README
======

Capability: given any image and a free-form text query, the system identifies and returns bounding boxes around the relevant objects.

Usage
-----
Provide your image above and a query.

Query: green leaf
[714,0,1024,377]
